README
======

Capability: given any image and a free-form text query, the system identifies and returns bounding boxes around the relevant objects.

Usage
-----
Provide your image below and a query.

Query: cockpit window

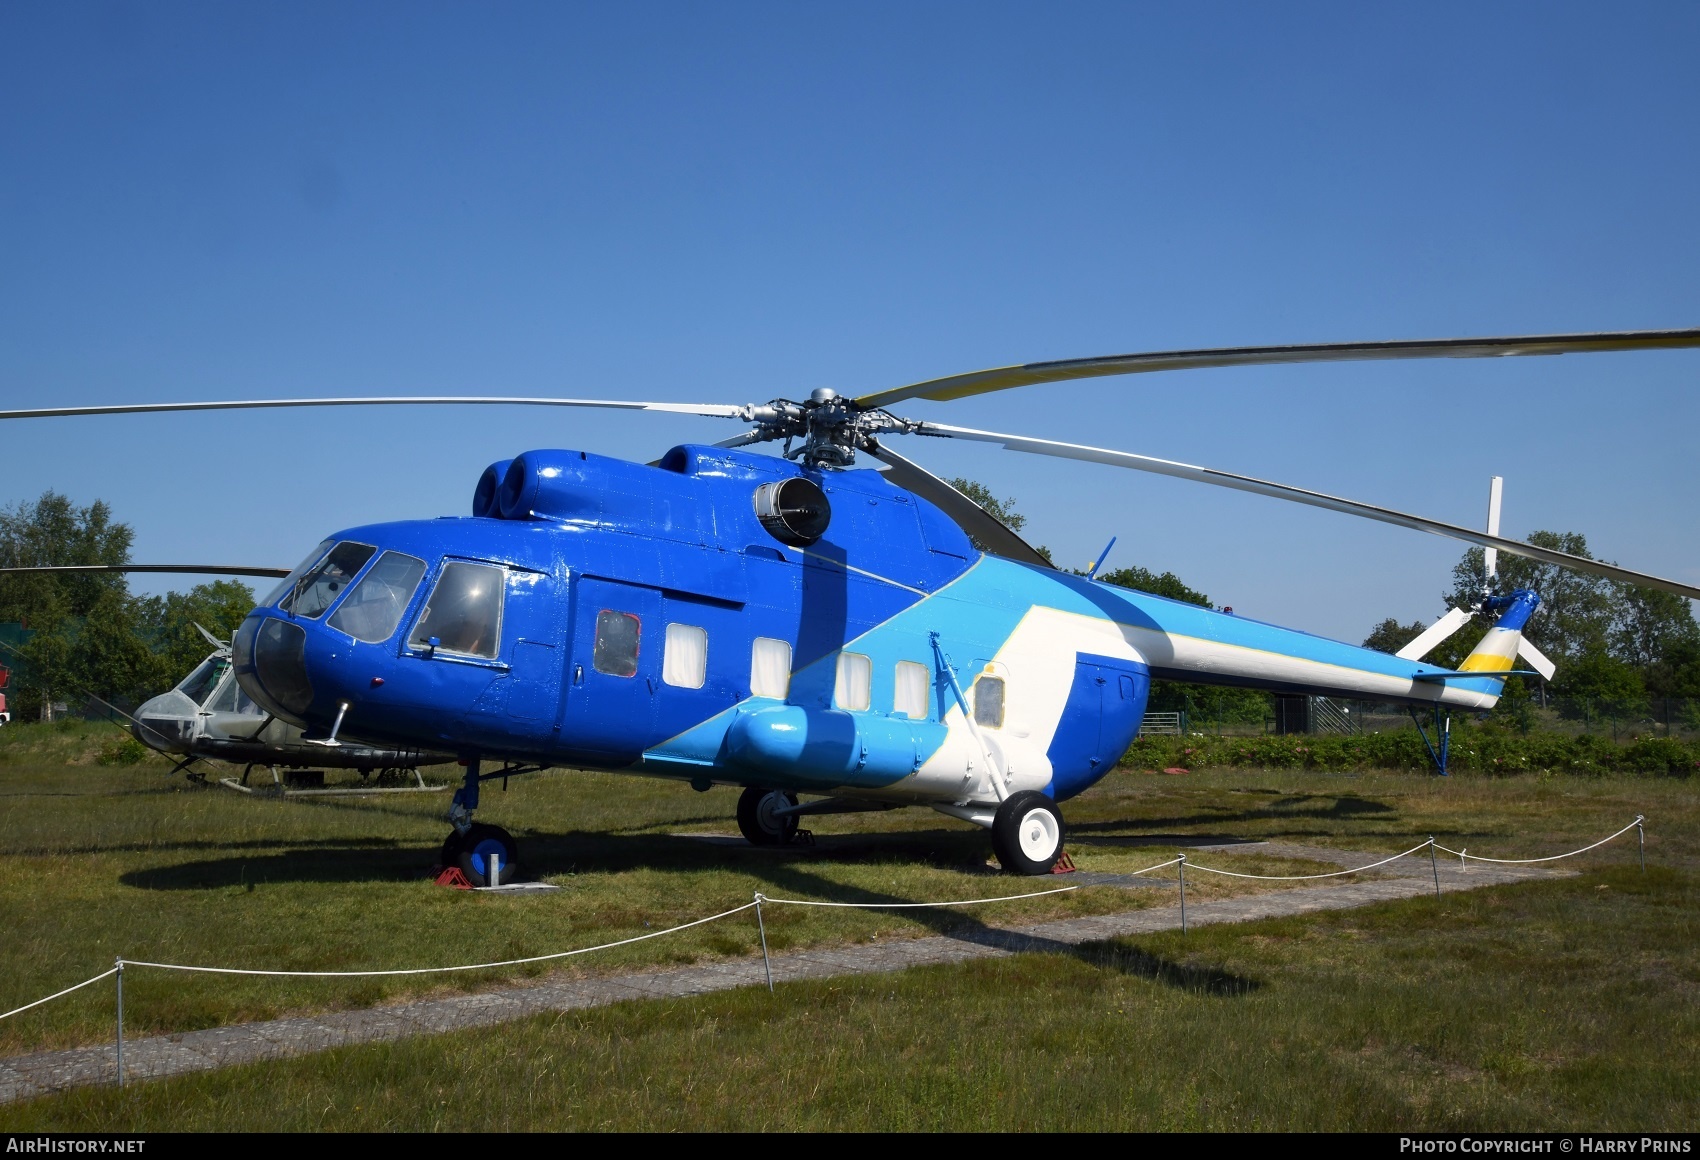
[263,540,333,607]
[280,541,378,619]
[328,551,428,643]
[408,561,505,659]
[177,657,231,707]
[206,671,261,714]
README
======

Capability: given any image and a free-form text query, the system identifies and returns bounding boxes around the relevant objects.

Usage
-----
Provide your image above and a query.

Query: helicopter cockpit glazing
[327,551,428,643]
[278,541,377,618]
[406,561,504,659]
[176,655,231,706]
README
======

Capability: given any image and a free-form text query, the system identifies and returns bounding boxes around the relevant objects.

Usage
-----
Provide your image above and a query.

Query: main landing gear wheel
[737,786,799,846]
[443,823,520,887]
[992,791,1065,875]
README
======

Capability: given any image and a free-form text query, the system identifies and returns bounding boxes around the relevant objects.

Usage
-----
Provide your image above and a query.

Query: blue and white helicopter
[6,328,1698,881]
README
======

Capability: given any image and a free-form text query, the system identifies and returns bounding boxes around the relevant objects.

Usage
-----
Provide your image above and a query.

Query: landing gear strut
[443,756,522,885]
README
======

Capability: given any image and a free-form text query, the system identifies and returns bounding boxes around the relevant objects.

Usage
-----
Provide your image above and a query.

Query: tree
[1361,618,1429,655]
[1610,583,1699,683]
[0,492,139,718]
[1097,565,1269,725]
[1445,532,1614,661]
[1553,650,1646,716]
[1097,566,1211,607]
[137,580,257,682]
[0,492,132,627]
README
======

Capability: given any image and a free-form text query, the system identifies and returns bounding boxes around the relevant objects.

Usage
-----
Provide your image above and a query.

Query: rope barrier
[1178,840,1435,881]
[121,900,759,978]
[758,884,1079,908]
[0,817,1647,1028]
[1432,816,1644,865]
[0,968,117,1022]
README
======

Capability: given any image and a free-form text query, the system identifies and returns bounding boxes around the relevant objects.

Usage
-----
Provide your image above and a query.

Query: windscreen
[176,657,231,707]
[280,541,377,619]
[263,541,333,607]
[328,551,428,643]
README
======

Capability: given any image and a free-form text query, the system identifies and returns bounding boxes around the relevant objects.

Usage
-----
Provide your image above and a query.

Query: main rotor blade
[0,564,291,578]
[714,429,772,449]
[854,327,1700,410]
[862,441,1054,569]
[911,422,1700,601]
[0,397,748,422]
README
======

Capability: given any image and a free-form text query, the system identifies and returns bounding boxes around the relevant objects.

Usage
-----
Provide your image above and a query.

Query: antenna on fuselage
[1085,536,1117,580]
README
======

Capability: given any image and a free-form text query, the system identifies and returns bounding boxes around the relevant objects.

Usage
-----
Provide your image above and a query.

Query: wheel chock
[434,866,474,890]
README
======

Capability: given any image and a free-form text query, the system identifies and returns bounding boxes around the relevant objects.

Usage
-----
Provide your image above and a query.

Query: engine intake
[753,478,831,546]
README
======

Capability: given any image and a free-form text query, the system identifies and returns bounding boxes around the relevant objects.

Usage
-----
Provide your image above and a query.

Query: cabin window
[750,637,791,698]
[835,651,872,711]
[973,675,1005,729]
[328,551,428,643]
[894,660,929,719]
[663,623,708,689]
[591,610,642,677]
[408,562,505,659]
[281,541,378,619]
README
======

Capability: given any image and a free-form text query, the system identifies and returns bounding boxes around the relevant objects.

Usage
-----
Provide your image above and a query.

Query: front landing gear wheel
[737,787,799,846]
[992,791,1065,875]
[447,823,520,886]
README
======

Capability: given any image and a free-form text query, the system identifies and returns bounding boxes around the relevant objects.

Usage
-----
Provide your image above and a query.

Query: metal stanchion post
[1637,816,1645,873]
[1429,837,1440,899]
[754,893,773,993]
[114,959,124,1088]
[1178,855,1187,934]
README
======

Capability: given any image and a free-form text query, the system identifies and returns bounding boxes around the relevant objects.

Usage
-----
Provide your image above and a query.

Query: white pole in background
[1178,855,1187,933]
[114,958,124,1088]
[755,893,773,992]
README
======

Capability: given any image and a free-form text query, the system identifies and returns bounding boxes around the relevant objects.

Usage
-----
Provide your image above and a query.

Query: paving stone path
[0,846,1561,1105]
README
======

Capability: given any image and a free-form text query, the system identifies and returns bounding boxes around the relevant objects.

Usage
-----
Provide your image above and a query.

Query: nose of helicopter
[131,689,198,754]
[233,613,317,725]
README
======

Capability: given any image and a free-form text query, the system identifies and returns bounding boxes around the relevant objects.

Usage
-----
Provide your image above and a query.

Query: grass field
[1,719,1695,1129]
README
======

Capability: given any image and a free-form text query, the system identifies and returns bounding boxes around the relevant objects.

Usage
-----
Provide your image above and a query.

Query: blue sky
[2,1,1696,642]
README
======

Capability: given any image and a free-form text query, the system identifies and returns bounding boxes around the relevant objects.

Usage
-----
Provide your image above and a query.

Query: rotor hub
[739,391,913,468]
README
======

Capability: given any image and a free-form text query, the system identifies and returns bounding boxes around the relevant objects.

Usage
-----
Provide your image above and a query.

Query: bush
[1119,726,1698,777]
[96,736,150,766]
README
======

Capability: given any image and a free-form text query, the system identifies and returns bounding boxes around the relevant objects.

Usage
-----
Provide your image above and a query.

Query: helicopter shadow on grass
[1065,793,1398,841]
[111,820,932,890]
[734,850,1260,997]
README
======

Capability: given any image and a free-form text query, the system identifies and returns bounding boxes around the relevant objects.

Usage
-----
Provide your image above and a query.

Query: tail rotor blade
[1484,476,1504,585]
[1395,607,1474,661]
[1518,639,1558,681]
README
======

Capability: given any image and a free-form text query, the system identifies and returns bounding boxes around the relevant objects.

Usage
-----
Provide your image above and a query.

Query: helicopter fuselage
[231,444,1522,811]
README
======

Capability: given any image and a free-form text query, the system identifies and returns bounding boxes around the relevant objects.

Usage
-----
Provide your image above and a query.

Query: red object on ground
[434,866,473,890]
[1051,850,1078,875]
[1161,767,1190,775]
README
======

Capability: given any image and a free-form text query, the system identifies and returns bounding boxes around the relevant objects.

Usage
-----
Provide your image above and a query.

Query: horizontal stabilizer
[1413,670,1538,683]
[1518,639,1557,681]
[1395,607,1473,661]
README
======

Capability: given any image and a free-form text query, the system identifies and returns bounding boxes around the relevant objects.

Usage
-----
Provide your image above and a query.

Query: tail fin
[1458,589,1541,676]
